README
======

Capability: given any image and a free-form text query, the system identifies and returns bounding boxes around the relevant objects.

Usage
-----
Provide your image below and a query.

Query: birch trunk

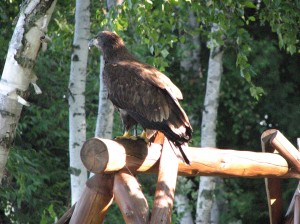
[94,0,123,138]
[68,0,90,205]
[196,24,224,224]
[94,56,114,138]
[0,0,57,183]
[175,11,201,224]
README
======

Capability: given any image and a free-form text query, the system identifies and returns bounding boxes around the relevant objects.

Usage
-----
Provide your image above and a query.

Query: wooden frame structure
[57,129,300,224]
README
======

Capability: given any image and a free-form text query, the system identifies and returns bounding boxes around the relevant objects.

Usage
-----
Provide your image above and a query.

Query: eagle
[89,31,192,164]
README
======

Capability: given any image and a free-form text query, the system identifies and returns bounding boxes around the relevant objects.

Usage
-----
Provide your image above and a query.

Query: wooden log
[56,204,75,224]
[264,129,300,172]
[261,129,283,224]
[295,195,300,224]
[151,139,178,224]
[80,137,300,178]
[113,170,149,223]
[284,138,300,224]
[69,173,114,224]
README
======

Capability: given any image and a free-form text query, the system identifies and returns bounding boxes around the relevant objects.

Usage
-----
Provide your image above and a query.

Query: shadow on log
[80,137,300,178]
[151,138,178,224]
[113,170,149,223]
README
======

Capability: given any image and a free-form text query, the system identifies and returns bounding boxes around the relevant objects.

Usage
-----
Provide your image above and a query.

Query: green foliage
[0,148,68,223]
[1,0,300,223]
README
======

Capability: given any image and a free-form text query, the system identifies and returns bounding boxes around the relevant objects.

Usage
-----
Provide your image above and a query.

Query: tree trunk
[175,11,201,224]
[68,0,90,205]
[0,0,57,183]
[94,0,124,139]
[94,56,114,138]
[196,24,224,224]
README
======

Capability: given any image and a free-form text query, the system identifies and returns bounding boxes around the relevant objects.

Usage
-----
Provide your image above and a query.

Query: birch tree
[94,56,114,138]
[196,24,224,224]
[175,11,201,224]
[94,0,123,139]
[0,0,57,183]
[68,0,90,205]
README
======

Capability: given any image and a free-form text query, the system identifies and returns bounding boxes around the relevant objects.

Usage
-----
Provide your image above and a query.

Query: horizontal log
[80,137,300,178]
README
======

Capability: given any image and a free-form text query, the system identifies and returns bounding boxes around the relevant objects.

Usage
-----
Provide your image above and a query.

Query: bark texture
[196,24,224,224]
[95,56,114,138]
[175,11,201,224]
[68,0,90,205]
[0,0,57,182]
[94,0,123,139]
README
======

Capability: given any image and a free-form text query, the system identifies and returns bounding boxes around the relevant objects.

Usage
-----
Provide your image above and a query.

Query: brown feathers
[90,31,193,163]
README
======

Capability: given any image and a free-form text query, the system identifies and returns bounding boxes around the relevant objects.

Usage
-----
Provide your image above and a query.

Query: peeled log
[69,174,114,224]
[113,170,149,223]
[80,138,300,178]
[262,129,284,224]
[151,139,179,224]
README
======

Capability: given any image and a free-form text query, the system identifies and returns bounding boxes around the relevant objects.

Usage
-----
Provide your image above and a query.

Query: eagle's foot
[115,131,137,141]
[136,130,150,144]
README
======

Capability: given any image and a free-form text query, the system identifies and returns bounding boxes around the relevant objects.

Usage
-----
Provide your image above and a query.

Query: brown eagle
[89,31,192,164]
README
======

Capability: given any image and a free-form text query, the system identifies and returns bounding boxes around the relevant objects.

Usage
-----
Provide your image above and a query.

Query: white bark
[68,0,90,205]
[94,56,114,138]
[94,0,124,139]
[174,11,201,224]
[196,24,224,224]
[0,0,57,182]
[175,194,194,224]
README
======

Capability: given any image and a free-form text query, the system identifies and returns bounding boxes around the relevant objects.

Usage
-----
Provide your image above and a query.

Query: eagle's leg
[137,129,150,143]
[115,130,137,140]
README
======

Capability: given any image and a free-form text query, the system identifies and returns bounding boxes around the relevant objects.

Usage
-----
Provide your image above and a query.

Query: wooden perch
[262,129,300,172]
[261,129,283,224]
[56,204,75,224]
[151,139,178,224]
[284,138,300,224]
[81,137,300,178]
[113,170,149,223]
[69,174,114,224]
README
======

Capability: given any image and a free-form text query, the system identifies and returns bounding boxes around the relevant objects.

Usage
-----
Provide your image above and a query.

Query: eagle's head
[89,31,125,52]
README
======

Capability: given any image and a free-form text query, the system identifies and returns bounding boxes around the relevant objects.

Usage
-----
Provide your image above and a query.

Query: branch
[80,137,300,178]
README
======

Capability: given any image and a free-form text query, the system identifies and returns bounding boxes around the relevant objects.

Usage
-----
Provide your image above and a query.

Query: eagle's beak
[88,38,98,50]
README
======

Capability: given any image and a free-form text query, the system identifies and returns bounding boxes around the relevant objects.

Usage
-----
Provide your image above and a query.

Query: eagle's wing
[104,61,190,130]
[121,61,183,100]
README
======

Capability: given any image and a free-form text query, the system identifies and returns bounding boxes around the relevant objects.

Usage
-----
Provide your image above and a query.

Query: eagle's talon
[136,130,150,144]
[115,131,137,141]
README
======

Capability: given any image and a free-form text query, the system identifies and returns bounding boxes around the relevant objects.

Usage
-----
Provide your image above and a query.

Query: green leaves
[243,1,257,9]
[250,86,265,100]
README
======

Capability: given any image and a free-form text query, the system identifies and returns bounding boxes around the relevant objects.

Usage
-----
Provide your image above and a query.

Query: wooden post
[284,138,300,224]
[264,129,300,172]
[261,129,283,224]
[69,173,114,224]
[113,170,150,223]
[151,139,179,224]
[56,204,76,224]
[80,137,300,178]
